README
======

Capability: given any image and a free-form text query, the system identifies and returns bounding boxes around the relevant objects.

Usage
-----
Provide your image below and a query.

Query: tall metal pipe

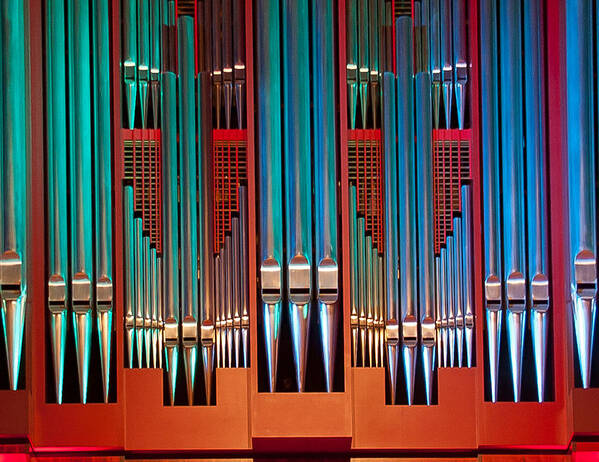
[499,0,526,403]
[68,0,93,402]
[524,0,549,401]
[480,0,503,402]
[415,72,436,404]
[162,70,179,404]
[396,17,417,404]
[382,71,399,404]
[138,0,150,127]
[124,186,136,369]
[430,0,441,128]
[566,0,597,389]
[312,0,339,392]
[461,185,474,368]
[256,0,283,392]
[198,71,215,403]
[239,186,249,367]
[452,0,467,129]
[46,0,68,403]
[347,0,358,129]
[283,0,313,392]
[349,185,359,366]
[93,0,114,402]
[122,0,137,128]
[178,16,199,404]
[439,0,453,127]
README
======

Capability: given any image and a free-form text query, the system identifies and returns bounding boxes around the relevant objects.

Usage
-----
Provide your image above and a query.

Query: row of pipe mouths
[346,0,468,131]
[480,0,551,403]
[122,0,246,130]
[255,0,341,393]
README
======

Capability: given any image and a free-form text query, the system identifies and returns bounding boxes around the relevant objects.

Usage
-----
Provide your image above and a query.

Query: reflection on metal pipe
[440,0,453,127]
[430,0,441,128]
[415,72,436,404]
[283,0,312,392]
[138,0,150,127]
[162,70,179,405]
[178,15,199,405]
[124,186,136,369]
[461,185,474,368]
[232,217,241,368]
[46,0,68,403]
[122,0,137,128]
[566,0,596,389]
[239,186,249,367]
[350,185,359,366]
[382,71,399,404]
[499,0,526,403]
[256,0,283,392]
[452,0,467,129]
[396,17,417,405]
[93,0,114,402]
[198,72,215,403]
[347,0,358,129]
[523,0,549,401]
[68,0,93,403]
[480,0,502,402]
[313,0,338,392]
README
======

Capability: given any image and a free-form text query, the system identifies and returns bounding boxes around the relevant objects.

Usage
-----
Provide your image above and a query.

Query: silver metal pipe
[178,16,199,404]
[92,0,113,402]
[283,0,313,392]
[144,236,152,368]
[157,255,164,369]
[358,0,369,127]
[382,71,399,403]
[447,234,456,367]
[256,0,283,392]
[239,186,249,367]
[357,217,367,366]
[124,187,136,370]
[454,216,464,367]
[430,0,441,128]
[233,0,246,129]
[162,70,179,404]
[461,185,474,368]
[415,71,435,404]
[347,0,358,129]
[46,0,68,403]
[151,248,158,369]
[215,254,222,368]
[523,0,549,402]
[150,0,160,127]
[566,0,596,390]
[452,0,467,129]
[220,247,227,367]
[435,256,442,370]
[232,216,241,368]
[440,247,448,367]
[313,0,339,391]
[440,0,453,127]
[395,18,417,404]
[365,235,373,367]
[350,185,359,366]
[135,218,144,367]
[222,0,233,128]
[373,248,380,368]
[138,0,150,127]
[225,236,233,368]
[68,0,94,402]
[499,0,526,403]
[480,0,503,402]
[198,71,215,403]
[122,0,137,128]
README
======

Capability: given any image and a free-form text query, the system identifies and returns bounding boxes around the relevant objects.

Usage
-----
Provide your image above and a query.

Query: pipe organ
[3,0,599,458]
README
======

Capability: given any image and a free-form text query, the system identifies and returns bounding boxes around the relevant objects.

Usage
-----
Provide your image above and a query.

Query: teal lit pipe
[415,71,436,405]
[523,0,549,402]
[346,0,358,129]
[283,0,312,392]
[499,0,526,403]
[123,186,136,369]
[566,0,597,389]
[430,0,441,128]
[198,71,215,405]
[349,186,359,366]
[257,0,283,393]
[92,0,113,403]
[358,0,369,127]
[162,70,179,404]
[46,0,68,404]
[396,16,417,405]
[1,0,29,392]
[368,0,379,128]
[178,16,199,404]
[138,0,150,127]
[312,0,338,392]
[135,217,144,367]
[256,0,284,391]
[382,71,399,404]
[123,0,137,128]
[480,0,502,403]
[68,0,94,403]
[150,0,161,127]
